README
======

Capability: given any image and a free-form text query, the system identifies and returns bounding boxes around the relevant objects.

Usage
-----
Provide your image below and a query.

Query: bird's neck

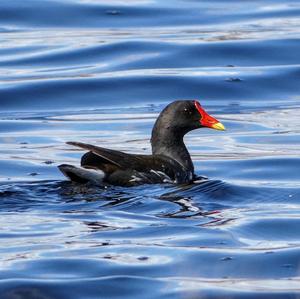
[151,126,194,173]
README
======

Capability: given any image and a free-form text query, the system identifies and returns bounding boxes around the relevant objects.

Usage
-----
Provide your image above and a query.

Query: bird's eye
[183,108,192,115]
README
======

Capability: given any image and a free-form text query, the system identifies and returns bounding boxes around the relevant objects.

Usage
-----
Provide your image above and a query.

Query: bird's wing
[67,141,144,169]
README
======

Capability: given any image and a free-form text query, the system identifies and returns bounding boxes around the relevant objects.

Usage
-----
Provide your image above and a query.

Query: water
[1,0,300,298]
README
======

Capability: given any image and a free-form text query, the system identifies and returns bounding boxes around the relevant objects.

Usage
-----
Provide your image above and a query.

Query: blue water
[1,0,300,298]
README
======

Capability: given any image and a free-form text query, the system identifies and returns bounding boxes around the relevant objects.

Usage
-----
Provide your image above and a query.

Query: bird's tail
[58,164,105,185]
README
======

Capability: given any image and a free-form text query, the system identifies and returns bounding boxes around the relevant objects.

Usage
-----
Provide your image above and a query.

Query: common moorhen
[58,100,225,186]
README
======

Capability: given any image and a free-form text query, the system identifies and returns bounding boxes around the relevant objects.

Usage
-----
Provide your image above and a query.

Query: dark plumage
[58,100,225,186]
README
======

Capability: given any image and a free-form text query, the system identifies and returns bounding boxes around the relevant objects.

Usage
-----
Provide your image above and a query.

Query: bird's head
[156,100,225,134]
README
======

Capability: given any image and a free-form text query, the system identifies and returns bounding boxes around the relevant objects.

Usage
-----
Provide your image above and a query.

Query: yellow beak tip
[212,122,226,131]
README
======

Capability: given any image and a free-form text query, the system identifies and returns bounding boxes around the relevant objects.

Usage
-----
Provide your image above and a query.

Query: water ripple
[1,0,300,298]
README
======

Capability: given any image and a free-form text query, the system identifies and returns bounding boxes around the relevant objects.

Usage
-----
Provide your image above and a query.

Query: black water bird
[58,100,225,186]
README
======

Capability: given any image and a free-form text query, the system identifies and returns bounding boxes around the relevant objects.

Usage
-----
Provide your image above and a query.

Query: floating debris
[217,241,227,245]
[138,256,149,261]
[44,160,54,165]
[220,256,233,261]
[28,172,39,176]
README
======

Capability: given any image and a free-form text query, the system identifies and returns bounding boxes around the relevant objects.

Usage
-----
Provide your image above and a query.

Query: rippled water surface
[1,0,300,298]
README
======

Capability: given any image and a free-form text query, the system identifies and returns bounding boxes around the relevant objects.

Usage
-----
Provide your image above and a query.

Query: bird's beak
[194,101,226,131]
[211,122,226,131]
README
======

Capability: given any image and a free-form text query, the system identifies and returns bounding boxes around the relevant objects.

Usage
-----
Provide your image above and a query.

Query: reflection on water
[0,0,300,298]
[1,179,300,299]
